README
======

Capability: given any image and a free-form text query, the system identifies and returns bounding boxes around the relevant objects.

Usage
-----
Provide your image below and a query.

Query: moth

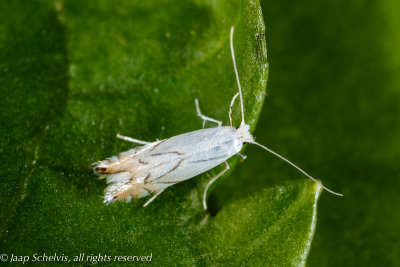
[92,26,342,210]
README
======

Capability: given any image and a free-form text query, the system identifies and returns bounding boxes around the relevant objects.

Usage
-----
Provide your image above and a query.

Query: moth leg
[143,188,166,207]
[195,98,222,128]
[237,152,247,160]
[229,92,240,126]
[203,161,230,210]
[116,133,151,145]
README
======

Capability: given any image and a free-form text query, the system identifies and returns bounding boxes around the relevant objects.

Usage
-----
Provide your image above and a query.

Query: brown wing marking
[152,158,185,182]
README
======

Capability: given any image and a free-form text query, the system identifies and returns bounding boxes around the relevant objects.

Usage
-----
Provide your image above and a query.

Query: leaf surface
[0,0,321,265]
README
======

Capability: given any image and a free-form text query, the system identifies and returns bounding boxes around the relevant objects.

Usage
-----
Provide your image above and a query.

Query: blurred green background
[215,0,400,265]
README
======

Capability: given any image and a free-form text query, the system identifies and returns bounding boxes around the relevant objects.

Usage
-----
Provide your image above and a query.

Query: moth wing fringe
[92,147,143,175]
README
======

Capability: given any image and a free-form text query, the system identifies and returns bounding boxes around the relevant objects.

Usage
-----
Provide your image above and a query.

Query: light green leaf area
[1,0,321,265]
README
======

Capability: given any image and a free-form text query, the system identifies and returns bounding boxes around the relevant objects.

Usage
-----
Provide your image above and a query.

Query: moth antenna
[250,141,343,196]
[230,26,245,125]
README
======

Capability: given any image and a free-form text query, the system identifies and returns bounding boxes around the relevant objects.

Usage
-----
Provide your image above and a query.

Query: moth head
[237,122,254,143]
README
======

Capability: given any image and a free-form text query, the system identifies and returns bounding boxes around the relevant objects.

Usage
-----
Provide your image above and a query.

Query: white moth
[92,26,342,210]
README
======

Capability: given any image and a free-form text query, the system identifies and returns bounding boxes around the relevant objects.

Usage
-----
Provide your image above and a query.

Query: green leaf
[1,0,322,265]
[205,181,322,266]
